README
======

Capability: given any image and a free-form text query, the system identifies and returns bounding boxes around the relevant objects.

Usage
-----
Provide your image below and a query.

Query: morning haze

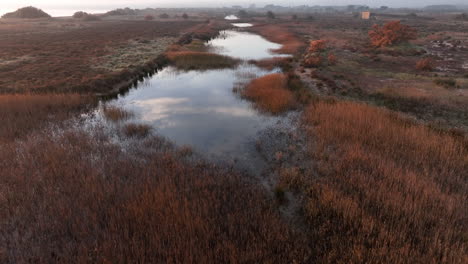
[1,0,467,263]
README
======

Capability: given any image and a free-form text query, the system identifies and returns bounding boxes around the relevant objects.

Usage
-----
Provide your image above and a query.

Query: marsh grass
[0,93,92,141]
[166,51,240,70]
[242,73,295,114]
[280,100,468,263]
[0,126,308,263]
[123,123,152,138]
[102,105,133,122]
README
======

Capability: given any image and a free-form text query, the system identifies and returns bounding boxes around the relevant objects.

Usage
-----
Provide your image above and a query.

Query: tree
[266,11,275,19]
[182,13,189,19]
[292,14,298,20]
[369,21,417,48]
[238,10,248,18]
[73,11,87,19]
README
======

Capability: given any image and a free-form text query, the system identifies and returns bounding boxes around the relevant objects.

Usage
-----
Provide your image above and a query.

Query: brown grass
[0,127,308,263]
[0,20,198,93]
[250,25,304,54]
[123,123,152,138]
[280,100,468,263]
[0,93,92,141]
[165,51,239,70]
[102,105,133,122]
[242,73,295,114]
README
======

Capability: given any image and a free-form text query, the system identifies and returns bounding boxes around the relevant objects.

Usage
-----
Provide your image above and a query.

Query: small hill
[2,6,51,19]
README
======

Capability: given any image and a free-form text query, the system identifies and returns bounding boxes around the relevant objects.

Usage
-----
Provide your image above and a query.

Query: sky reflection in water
[110,30,286,161]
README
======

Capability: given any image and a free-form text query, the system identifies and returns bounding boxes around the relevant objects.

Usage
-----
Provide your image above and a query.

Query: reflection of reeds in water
[102,105,133,122]
[232,70,260,94]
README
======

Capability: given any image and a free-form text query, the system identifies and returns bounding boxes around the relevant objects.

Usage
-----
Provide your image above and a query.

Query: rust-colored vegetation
[369,21,417,47]
[242,73,295,113]
[122,123,152,138]
[416,58,435,71]
[0,94,92,141]
[303,40,337,67]
[0,129,308,263]
[0,20,198,93]
[279,100,468,263]
[102,105,133,122]
[250,25,304,54]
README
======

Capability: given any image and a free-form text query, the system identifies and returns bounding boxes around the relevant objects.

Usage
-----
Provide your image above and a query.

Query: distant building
[361,11,371,19]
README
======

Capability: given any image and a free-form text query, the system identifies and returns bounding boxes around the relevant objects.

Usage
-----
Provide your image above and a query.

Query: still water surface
[102,30,288,166]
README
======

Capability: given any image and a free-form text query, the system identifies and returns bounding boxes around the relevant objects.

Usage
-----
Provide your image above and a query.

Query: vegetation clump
[102,105,133,122]
[434,78,457,88]
[369,21,417,47]
[159,13,170,19]
[303,40,337,67]
[166,51,239,70]
[123,123,152,138]
[144,15,155,21]
[106,8,137,16]
[2,6,51,19]
[416,58,435,71]
[242,73,295,114]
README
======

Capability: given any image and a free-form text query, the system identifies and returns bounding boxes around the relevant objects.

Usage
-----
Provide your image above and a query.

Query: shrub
[182,13,189,19]
[416,58,435,71]
[144,14,155,21]
[159,13,170,19]
[72,11,87,19]
[455,13,468,21]
[434,78,457,88]
[303,55,322,67]
[303,40,336,67]
[267,11,275,19]
[309,40,327,53]
[82,14,101,21]
[242,73,295,114]
[369,21,417,47]
[327,53,337,65]
[106,8,137,16]
[2,6,51,19]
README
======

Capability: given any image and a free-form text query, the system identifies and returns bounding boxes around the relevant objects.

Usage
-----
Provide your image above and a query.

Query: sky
[1,1,464,17]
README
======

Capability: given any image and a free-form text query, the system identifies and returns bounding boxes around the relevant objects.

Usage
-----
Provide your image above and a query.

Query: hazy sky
[1,1,465,16]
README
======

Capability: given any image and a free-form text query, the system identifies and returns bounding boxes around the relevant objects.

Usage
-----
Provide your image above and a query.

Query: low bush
[369,21,417,47]
[144,15,155,21]
[416,58,435,71]
[434,78,457,88]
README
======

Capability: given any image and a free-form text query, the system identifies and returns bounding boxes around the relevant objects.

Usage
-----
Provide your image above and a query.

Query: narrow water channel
[98,27,291,172]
